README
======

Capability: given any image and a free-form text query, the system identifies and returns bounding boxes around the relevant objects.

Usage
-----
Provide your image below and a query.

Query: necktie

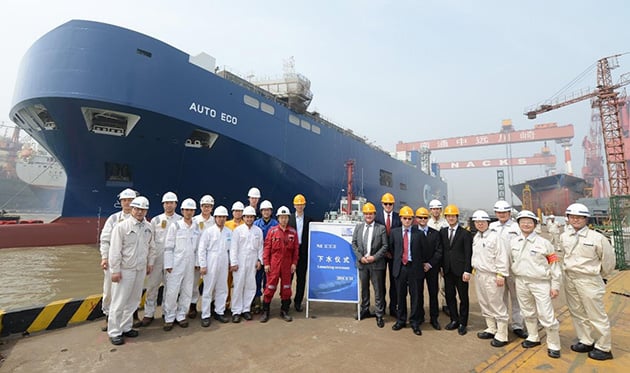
[363,224,370,255]
[386,213,391,235]
[449,228,454,244]
[402,229,409,265]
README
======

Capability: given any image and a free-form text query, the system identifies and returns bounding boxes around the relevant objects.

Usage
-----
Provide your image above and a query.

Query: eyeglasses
[383,203,393,206]
[417,217,428,219]
[401,217,413,221]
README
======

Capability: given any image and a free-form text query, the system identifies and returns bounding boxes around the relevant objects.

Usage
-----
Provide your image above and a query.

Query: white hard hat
[200,195,214,205]
[248,187,261,198]
[276,206,291,216]
[130,196,150,210]
[516,210,538,223]
[214,206,229,217]
[119,188,137,200]
[548,214,555,219]
[428,199,443,209]
[162,191,178,203]
[566,203,590,217]
[260,200,273,210]
[243,206,256,216]
[181,198,197,210]
[231,201,245,211]
[493,200,511,212]
[471,210,491,221]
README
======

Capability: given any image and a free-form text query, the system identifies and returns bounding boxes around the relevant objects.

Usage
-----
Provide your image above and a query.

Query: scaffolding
[609,195,630,269]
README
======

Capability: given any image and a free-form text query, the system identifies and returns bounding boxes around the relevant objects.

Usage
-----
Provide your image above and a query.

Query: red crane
[525,54,630,196]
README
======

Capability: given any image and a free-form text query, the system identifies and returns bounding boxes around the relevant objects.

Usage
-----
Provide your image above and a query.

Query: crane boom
[525,55,630,196]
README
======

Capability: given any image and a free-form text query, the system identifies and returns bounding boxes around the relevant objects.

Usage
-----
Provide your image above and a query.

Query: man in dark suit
[440,204,473,336]
[289,193,314,312]
[415,207,443,330]
[374,192,401,317]
[389,206,425,336]
[351,202,389,328]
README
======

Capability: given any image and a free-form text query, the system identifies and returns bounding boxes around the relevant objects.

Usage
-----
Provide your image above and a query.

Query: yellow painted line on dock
[26,298,73,334]
[0,309,5,336]
[474,270,630,372]
[69,294,101,324]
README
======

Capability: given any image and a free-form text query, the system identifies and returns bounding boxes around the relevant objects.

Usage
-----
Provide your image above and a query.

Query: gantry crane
[525,54,630,196]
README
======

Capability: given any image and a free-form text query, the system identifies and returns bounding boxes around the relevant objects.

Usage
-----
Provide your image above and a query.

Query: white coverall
[229,224,264,315]
[490,219,524,331]
[107,218,155,338]
[144,213,182,318]
[99,211,130,315]
[198,224,232,318]
[190,214,215,305]
[163,220,200,323]
[547,220,561,246]
[472,229,510,342]
[559,225,616,352]
[510,232,562,351]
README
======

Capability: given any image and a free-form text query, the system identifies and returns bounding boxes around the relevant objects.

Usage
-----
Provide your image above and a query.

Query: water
[0,245,102,310]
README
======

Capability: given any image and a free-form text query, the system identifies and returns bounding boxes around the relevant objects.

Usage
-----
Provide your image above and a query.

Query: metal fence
[609,195,630,270]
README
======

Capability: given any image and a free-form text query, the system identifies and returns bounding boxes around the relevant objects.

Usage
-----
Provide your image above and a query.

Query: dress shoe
[232,314,241,323]
[122,329,139,338]
[491,339,508,348]
[242,312,252,321]
[458,325,467,335]
[187,303,198,319]
[110,336,125,345]
[513,328,528,339]
[570,342,594,353]
[477,331,495,340]
[412,326,422,336]
[521,340,541,348]
[376,317,384,328]
[163,322,173,331]
[445,320,459,330]
[214,314,229,323]
[442,305,450,317]
[201,318,211,328]
[295,304,303,312]
[430,320,441,330]
[547,349,561,359]
[391,322,406,331]
[177,319,189,328]
[588,348,613,361]
[140,317,154,327]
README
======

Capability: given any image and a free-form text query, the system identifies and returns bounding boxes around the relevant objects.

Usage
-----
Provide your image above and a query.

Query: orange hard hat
[415,207,429,217]
[293,194,306,205]
[381,193,395,203]
[399,206,414,218]
[444,204,460,216]
[362,202,376,214]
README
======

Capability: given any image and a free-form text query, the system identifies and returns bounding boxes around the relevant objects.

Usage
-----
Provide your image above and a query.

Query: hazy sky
[2,0,629,210]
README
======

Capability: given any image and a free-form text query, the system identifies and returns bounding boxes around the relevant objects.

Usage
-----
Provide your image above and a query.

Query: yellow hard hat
[381,193,395,203]
[399,206,414,218]
[444,204,460,216]
[415,207,429,217]
[293,194,306,205]
[362,202,376,214]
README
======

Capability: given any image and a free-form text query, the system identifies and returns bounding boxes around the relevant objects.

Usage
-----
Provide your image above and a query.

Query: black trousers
[420,265,439,322]
[444,271,469,326]
[385,257,398,314]
[293,247,308,305]
[395,264,423,326]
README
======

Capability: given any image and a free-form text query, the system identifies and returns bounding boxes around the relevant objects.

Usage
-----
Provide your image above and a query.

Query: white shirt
[402,227,412,261]
[364,223,373,256]
[296,213,304,245]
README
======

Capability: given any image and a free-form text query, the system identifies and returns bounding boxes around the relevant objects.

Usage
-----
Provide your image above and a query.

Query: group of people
[99,187,312,346]
[352,193,616,361]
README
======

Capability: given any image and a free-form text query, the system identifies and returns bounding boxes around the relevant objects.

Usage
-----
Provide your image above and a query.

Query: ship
[5,20,447,247]
[15,143,66,211]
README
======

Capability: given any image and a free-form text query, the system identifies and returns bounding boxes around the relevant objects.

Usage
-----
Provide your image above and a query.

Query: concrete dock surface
[1,270,628,372]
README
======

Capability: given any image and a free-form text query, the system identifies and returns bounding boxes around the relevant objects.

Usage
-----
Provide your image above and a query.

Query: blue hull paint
[10,20,446,219]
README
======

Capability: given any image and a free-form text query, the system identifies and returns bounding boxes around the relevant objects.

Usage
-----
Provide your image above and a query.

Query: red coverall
[263,225,299,302]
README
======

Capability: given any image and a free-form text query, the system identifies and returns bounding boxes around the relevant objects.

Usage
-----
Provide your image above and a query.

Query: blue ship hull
[10,20,446,219]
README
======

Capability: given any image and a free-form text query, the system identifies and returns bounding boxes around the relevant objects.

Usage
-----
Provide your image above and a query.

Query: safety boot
[187,303,198,319]
[252,296,262,314]
[281,300,293,322]
[260,302,270,323]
